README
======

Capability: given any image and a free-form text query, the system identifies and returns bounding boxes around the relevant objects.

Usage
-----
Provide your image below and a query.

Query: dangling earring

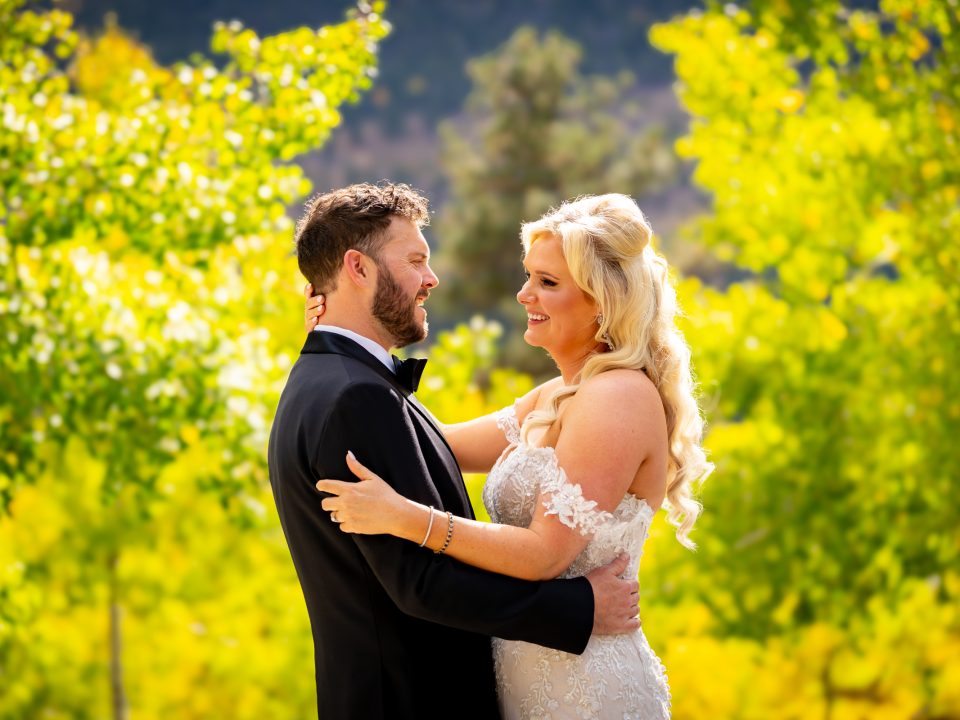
[596,314,613,350]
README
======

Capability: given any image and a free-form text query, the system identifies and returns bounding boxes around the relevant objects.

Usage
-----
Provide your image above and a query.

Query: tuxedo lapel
[405,394,449,450]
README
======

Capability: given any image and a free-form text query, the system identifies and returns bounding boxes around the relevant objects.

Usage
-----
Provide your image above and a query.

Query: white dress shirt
[313,324,395,373]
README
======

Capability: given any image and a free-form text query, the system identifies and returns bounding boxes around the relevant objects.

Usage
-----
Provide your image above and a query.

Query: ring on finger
[331,511,341,523]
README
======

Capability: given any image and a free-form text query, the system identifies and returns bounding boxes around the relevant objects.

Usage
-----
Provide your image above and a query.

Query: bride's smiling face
[516,234,600,357]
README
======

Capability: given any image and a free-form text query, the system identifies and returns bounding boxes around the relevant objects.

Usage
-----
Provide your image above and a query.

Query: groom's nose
[423,263,439,289]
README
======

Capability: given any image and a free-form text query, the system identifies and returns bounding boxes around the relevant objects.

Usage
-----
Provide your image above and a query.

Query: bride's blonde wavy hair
[519,194,713,549]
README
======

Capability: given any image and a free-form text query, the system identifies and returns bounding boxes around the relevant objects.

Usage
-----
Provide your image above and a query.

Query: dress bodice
[482,404,655,580]
[482,403,671,719]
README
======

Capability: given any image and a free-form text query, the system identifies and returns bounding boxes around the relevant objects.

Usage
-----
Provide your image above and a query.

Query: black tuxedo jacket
[268,331,594,719]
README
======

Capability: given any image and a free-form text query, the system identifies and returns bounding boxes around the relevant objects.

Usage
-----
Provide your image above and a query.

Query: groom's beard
[372,261,428,349]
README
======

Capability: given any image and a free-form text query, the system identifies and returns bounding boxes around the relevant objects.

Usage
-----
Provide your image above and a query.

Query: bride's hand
[316,452,406,536]
[304,282,325,332]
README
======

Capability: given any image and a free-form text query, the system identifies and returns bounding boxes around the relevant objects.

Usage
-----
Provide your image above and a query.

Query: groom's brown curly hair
[295,181,430,294]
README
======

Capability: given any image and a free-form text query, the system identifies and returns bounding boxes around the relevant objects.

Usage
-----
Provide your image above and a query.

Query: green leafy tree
[647,0,960,668]
[435,27,677,371]
[0,1,388,716]
[634,0,960,714]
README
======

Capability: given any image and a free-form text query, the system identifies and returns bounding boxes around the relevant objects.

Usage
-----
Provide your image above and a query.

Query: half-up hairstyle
[519,194,713,548]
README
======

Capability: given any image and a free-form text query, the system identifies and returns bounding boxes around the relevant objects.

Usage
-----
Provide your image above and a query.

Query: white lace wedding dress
[482,404,671,720]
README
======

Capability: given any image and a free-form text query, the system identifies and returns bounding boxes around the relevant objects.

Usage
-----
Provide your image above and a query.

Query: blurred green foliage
[649,0,960,631]
[639,0,960,716]
[0,0,388,716]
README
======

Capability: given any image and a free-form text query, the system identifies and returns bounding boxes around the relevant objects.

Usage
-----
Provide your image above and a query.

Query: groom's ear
[342,249,375,289]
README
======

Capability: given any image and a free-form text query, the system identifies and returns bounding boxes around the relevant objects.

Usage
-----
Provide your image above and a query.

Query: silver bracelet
[419,506,436,547]
[435,511,454,555]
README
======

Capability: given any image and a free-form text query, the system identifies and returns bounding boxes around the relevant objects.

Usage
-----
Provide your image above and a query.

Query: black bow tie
[392,355,428,392]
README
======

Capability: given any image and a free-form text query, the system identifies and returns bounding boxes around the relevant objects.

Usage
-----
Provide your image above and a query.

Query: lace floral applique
[494,402,522,445]
[539,461,614,538]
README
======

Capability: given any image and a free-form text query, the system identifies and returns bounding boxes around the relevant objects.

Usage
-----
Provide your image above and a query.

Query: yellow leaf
[819,309,848,344]
[776,89,805,114]
[921,160,941,180]
[179,425,200,446]
[103,224,129,252]
[907,31,931,61]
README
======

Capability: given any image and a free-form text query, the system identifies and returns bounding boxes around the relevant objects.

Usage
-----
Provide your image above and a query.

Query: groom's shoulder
[289,352,402,406]
[293,350,385,382]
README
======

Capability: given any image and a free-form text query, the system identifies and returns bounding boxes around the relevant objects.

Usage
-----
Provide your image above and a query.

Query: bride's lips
[527,312,549,326]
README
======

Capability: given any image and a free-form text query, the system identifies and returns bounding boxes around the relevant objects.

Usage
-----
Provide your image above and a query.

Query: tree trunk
[109,552,128,720]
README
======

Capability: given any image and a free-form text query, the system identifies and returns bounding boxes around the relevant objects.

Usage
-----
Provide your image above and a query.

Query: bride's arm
[440,378,560,472]
[318,372,665,581]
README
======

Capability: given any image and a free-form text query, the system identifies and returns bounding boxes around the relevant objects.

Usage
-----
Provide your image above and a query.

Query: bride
[310,193,712,719]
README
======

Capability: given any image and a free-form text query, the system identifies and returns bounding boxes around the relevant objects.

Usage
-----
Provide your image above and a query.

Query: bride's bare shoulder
[554,369,665,494]
[572,369,665,429]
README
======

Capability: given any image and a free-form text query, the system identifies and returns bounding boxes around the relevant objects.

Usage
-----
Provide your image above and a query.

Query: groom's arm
[315,381,595,655]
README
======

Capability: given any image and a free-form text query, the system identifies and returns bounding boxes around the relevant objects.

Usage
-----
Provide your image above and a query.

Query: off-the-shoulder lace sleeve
[494,403,522,445]
[539,454,613,537]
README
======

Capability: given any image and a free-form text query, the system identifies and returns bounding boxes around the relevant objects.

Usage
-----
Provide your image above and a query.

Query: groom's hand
[586,553,640,635]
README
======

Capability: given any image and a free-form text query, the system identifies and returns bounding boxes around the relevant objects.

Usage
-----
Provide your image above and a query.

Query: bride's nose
[517,280,534,305]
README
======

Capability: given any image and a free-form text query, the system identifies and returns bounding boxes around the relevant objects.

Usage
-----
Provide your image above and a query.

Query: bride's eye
[541,278,557,287]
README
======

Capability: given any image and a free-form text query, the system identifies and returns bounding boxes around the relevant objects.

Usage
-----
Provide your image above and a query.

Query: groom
[268,182,639,719]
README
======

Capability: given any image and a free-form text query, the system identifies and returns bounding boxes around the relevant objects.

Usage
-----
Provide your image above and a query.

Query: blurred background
[1,0,958,718]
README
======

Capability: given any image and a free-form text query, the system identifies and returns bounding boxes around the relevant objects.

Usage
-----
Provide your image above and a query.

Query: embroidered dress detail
[484,403,671,720]
[494,403,523,445]
[539,462,614,537]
